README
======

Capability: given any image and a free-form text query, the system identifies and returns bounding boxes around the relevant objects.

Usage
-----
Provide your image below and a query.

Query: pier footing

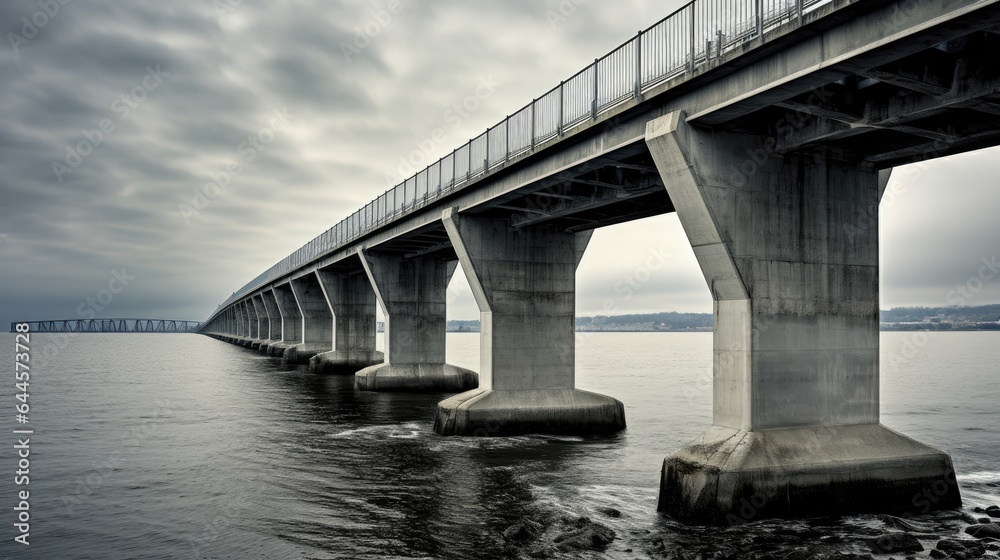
[310,350,384,375]
[658,424,961,524]
[355,363,478,392]
[434,388,626,436]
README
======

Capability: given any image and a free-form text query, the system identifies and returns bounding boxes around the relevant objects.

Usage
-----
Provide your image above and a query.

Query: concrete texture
[266,342,296,358]
[282,343,326,363]
[260,290,282,343]
[290,272,333,351]
[435,388,626,436]
[309,267,384,375]
[246,299,260,340]
[659,424,961,523]
[355,363,477,392]
[645,111,960,522]
[357,251,478,392]
[251,294,269,340]
[271,283,302,345]
[436,209,625,436]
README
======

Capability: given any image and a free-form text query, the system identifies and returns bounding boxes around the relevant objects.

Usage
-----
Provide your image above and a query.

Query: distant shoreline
[439,326,999,333]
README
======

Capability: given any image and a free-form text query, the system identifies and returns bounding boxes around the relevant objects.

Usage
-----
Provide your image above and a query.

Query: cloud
[0,0,997,329]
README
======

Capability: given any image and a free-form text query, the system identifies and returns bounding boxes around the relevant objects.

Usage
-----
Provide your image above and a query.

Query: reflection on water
[0,332,996,559]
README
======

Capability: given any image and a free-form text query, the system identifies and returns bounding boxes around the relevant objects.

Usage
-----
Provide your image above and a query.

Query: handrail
[208,0,833,319]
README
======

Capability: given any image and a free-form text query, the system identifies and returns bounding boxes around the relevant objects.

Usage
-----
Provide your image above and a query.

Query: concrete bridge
[199,0,1000,522]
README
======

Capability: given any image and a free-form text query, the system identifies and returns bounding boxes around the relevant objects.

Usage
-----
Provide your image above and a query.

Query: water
[0,331,997,559]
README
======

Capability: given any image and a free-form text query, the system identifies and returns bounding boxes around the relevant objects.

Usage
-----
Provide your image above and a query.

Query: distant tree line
[880,304,1000,323]
[576,312,713,329]
[443,305,1000,331]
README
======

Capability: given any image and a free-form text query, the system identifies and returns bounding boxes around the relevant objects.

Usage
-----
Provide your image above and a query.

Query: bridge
[11,319,203,333]
[198,0,1000,522]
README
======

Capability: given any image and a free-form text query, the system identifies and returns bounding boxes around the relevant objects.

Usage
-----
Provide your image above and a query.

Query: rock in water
[597,507,622,518]
[987,505,1000,518]
[503,519,544,542]
[552,518,616,551]
[965,523,1000,539]
[867,533,924,554]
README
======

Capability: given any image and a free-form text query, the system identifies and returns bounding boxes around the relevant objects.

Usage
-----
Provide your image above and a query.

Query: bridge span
[199,0,1000,522]
[10,319,202,333]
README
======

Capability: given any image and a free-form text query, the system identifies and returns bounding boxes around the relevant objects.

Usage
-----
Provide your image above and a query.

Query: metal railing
[209,0,833,318]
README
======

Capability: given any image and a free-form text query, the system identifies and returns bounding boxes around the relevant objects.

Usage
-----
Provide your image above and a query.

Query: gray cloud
[0,0,997,330]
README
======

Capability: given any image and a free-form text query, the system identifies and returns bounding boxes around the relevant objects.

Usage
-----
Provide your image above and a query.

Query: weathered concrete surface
[290,273,333,351]
[355,363,476,392]
[309,267,383,375]
[260,290,282,343]
[282,343,326,363]
[251,294,269,340]
[435,388,625,436]
[272,283,302,345]
[436,210,625,436]
[357,251,478,391]
[645,111,959,522]
[266,342,296,357]
[659,424,960,523]
[311,350,384,375]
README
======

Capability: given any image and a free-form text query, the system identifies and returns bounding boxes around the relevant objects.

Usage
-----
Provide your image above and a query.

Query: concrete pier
[283,273,333,363]
[645,112,959,523]
[355,251,477,392]
[309,266,384,374]
[249,295,268,349]
[269,284,302,358]
[435,210,625,436]
[259,290,282,353]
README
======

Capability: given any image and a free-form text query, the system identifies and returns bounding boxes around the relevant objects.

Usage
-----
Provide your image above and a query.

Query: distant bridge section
[10,319,203,333]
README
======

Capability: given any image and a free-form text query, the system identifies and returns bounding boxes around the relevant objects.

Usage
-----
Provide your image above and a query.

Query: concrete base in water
[658,424,961,524]
[258,341,279,354]
[266,342,296,357]
[355,363,478,392]
[310,350,384,375]
[282,344,327,364]
[434,388,626,436]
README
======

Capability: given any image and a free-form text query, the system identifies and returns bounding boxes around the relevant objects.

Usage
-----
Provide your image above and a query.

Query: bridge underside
[198,0,1000,523]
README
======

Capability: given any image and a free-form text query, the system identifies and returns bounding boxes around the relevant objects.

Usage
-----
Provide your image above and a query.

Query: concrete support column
[435,210,625,436]
[250,295,268,349]
[259,290,282,353]
[309,267,384,374]
[354,251,478,392]
[285,273,333,363]
[268,284,302,358]
[236,302,248,339]
[246,298,260,344]
[645,111,959,523]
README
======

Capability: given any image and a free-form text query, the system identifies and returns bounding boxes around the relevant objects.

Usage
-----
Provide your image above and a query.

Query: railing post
[688,5,696,73]
[467,142,471,181]
[451,148,457,189]
[592,59,599,120]
[505,115,510,161]
[796,0,803,21]
[530,99,536,149]
[756,0,763,38]
[558,81,564,136]
[484,128,490,171]
[717,29,723,60]
[635,30,642,99]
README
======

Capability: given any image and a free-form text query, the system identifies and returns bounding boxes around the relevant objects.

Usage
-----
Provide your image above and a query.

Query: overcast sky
[1,0,998,327]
